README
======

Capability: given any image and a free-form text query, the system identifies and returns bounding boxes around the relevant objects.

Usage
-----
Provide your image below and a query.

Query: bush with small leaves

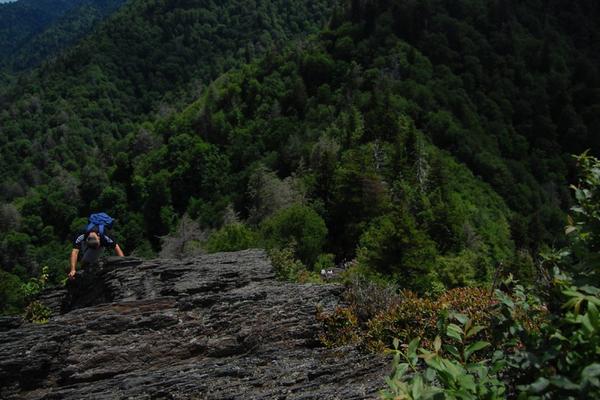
[260,204,327,267]
[267,245,322,283]
[24,300,51,324]
[318,286,496,352]
[205,223,258,253]
[380,314,507,400]
[316,306,360,347]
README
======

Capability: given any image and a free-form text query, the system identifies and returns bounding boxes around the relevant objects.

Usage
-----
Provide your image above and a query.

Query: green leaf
[394,363,410,379]
[447,323,463,342]
[581,313,595,333]
[441,358,464,380]
[588,296,600,307]
[434,336,442,353]
[549,376,579,390]
[565,225,577,235]
[424,367,437,382]
[457,374,476,392]
[581,363,600,383]
[579,285,600,295]
[412,375,424,399]
[425,355,445,371]
[527,377,550,393]
[454,313,468,325]
[464,341,490,362]
[550,332,569,341]
[408,337,420,359]
[588,302,600,330]
[444,344,461,360]
[497,292,514,308]
[465,325,485,339]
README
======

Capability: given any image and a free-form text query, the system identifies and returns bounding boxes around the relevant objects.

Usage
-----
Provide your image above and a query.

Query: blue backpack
[86,212,114,236]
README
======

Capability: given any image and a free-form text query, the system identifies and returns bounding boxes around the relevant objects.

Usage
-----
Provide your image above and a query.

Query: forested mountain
[0,0,339,308]
[1,0,599,315]
[0,0,337,199]
[0,0,126,77]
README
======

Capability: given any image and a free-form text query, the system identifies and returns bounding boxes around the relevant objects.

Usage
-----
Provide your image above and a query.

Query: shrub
[260,204,327,266]
[316,306,360,347]
[267,245,322,283]
[356,210,438,293]
[313,253,335,273]
[381,315,507,400]
[342,276,400,325]
[318,286,496,352]
[205,223,258,253]
[22,265,49,298]
[379,152,600,398]
[159,214,207,259]
[0,270,25,315]
[435,250,479,288]
[24,300,51,324]
[369,287,496,351]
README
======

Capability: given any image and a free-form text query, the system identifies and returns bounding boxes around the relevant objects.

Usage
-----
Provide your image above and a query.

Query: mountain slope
[1,0,599,305]
[3,0,127,73]
[0,0,80,60]
[0,0,126,75]
[0,0,337,198]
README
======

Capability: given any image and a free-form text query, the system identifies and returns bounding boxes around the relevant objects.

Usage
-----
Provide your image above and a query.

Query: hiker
[68,213,124,280]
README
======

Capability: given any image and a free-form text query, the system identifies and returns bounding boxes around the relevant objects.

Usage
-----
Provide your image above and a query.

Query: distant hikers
[68,213,124,280]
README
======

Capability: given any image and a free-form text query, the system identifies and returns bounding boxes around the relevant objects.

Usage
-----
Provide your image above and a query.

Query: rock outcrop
[0,249,387,399]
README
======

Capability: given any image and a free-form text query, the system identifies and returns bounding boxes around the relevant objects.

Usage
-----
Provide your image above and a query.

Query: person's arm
[114,244,124,257]
[69,248,79,279]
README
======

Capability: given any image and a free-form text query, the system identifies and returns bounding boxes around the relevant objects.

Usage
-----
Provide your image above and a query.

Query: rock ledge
[0,250,386,399]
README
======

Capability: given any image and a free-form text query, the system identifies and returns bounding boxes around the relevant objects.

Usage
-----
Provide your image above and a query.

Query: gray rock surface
[0,249,387,399]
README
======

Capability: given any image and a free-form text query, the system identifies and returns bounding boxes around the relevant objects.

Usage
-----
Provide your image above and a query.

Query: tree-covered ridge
[134,23,514,289]
[0,0,126,76]
[0,0,337,199]
[343,0,600,251]
[0,0,80,61]
[2,0,127,74]
[1,0,599,311]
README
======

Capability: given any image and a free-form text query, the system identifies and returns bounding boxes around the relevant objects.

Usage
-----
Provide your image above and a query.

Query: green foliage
[260,204,327,267]
[267,245,321,283]
[381,315,506,400]
[565,152,600,284]
[313,253,335,273]
[0,0,126,74]
[205,223,258,253]
[0,0,123,71]
[491,281,600,399]
[16,266,52,324]
[22,266,49,298]
[491,153,600,398]
[378,152,600,398]
[318,286,495,352]
[357,210,438,292]
[23,301,51,324]
[0,0,337,202]
[1,0,597,317]
[435,250,480,288]
[0,270,25,315]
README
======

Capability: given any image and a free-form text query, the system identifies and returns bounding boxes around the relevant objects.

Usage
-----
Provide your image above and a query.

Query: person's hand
[68,270,77,280]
